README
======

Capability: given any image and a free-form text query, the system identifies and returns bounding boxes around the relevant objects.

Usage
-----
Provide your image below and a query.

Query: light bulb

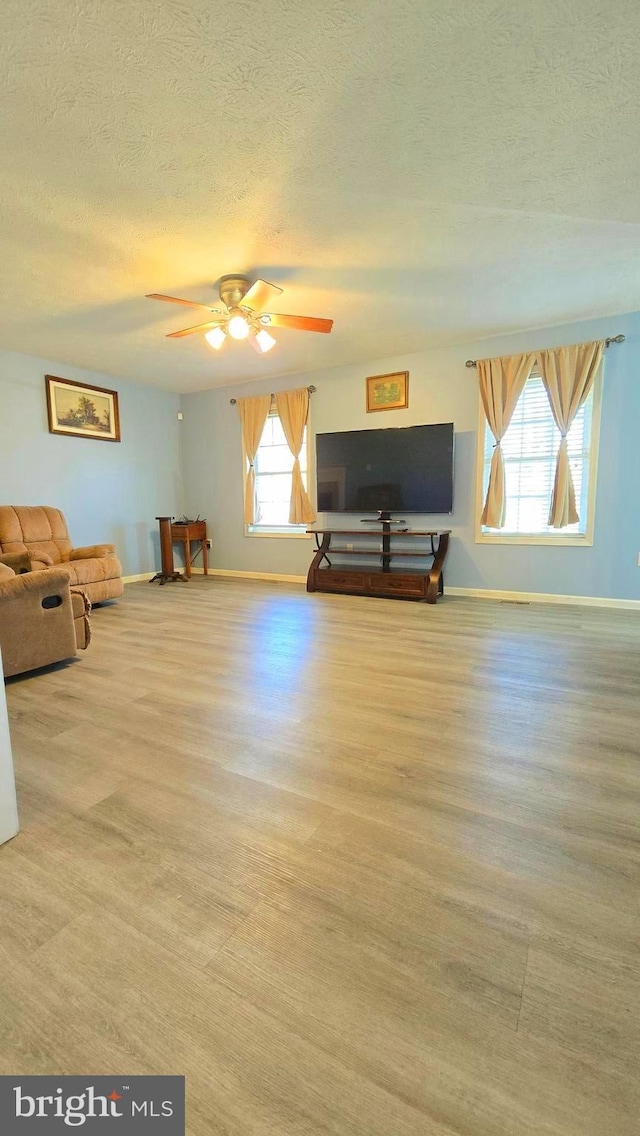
[228,313,250,340]
[255,328,276,353]
[204,326,226,350]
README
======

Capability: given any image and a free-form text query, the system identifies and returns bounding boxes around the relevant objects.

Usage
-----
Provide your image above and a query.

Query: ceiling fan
[146,275,333,354]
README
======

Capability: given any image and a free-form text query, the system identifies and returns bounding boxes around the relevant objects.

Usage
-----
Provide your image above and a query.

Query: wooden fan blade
[240,279,283,312]
[146,293,220,312]
[166,320,227,339]
[262,313,333,333]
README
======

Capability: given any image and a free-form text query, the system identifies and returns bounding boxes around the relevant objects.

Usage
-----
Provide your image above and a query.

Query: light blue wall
[0,349,183,576]
[181,310,640,601]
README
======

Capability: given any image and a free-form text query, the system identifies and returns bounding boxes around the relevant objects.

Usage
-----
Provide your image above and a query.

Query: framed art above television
[365,371,409,412]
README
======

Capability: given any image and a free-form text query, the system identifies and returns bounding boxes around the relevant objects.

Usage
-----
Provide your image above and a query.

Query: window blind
[482,374,593,535]
[253,411,308,528]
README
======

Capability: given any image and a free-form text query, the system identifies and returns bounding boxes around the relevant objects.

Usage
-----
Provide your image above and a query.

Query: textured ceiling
[1,0,640,392]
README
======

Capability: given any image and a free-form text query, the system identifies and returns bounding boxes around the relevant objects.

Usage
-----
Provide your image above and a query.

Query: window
[247,409,310,535]
[477,371,601,544]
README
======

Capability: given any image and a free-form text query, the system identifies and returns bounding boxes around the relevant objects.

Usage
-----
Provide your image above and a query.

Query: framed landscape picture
[45,375,121,442]
[366,371,409,413]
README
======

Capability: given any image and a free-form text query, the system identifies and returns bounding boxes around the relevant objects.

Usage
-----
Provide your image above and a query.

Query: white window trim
[474,367,603,547]
[246,527,311,539]
[244,401,314,539]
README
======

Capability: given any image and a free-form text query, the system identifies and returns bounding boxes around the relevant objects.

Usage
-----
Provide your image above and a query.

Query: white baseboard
[125,568,307,584]
[446,586,640,611]
[204,568,307,584]
[123,571,197,583]
[125,571,639,609]
[203,572,639,608]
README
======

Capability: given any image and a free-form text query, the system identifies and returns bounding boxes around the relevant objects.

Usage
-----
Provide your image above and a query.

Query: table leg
[426,533,449,603]
[150,517,187,584]
[202,539,209,575]
[185,537,192,578]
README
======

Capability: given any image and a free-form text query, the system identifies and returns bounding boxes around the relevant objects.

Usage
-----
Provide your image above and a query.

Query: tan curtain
[538,341,604,528]
[274,388,316,525]
[235,394,272,524]
[478,352,535,528]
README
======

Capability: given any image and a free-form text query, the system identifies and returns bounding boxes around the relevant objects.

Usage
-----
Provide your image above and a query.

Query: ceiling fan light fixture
[228,312,250,340]
[204,326,226,350]
[255,328,276,353]
[147,278,334,346]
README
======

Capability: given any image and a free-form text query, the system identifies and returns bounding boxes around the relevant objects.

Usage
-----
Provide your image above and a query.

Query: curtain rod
[465,334,625,368]
[230,385,316,405]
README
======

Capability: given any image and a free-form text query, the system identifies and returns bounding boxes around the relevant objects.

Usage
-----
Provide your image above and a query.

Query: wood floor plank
[0,845,93,955]
[229,840,531,1032]
[517,933,640,1077]
[3,909,443,1136]
[302,809,640,956]
[223,736,640,898]
[1,578,639,1135]
[205,893,639,1136]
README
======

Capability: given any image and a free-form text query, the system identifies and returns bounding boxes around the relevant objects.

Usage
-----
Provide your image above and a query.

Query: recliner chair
[0,561,90,678]
[0,506,123,604]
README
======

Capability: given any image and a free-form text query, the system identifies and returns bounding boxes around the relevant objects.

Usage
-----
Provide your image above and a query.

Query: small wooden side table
[171,520,209,578]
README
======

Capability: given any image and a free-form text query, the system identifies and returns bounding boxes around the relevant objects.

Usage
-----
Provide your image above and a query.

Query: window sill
[476,533,593,547]
[245,527,311,539]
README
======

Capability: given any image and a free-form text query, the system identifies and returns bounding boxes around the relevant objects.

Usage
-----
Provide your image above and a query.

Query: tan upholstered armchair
[0,506,123,604]
[0,562,90,678]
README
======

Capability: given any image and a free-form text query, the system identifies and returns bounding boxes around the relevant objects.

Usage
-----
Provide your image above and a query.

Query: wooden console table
[306,527,450,604]
[170,520,209,578]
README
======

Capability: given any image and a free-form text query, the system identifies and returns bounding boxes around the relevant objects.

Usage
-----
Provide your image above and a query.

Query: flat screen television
[315,422,454,515]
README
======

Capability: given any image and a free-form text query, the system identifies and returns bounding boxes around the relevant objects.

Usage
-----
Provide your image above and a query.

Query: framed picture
[45,375,121,442]
[366,371,409,413]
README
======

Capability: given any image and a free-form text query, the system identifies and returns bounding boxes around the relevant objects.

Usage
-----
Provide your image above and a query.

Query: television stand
[306,528,450,604]
[367,510,404,522]
[360,516,407,570]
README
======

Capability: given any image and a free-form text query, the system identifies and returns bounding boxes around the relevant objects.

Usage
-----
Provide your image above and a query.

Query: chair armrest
[0,566,72,602]
[0,552,32,573]
[70,544,116,560]
[0,563,15,581]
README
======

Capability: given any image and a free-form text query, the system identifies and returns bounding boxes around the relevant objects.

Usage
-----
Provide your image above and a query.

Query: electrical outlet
[637,551,640,567]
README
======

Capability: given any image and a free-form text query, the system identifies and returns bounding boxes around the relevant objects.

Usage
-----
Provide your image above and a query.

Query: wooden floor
[1,579,639,1135]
